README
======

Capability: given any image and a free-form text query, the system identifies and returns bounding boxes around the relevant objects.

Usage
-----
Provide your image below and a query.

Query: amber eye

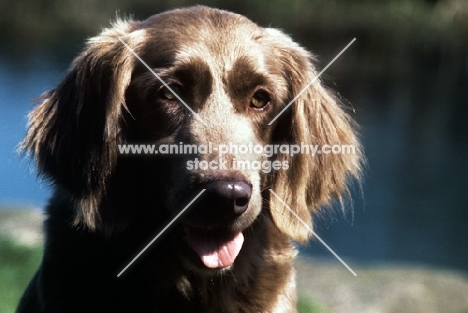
[250,91,270,109]
[160,85,181,101]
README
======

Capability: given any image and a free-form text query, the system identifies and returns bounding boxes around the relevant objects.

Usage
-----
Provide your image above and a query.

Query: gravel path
[296,257,468,313]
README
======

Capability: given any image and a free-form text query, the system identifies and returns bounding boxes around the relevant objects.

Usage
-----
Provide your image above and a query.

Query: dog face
[23,6,361,272]
[125,10,294,270]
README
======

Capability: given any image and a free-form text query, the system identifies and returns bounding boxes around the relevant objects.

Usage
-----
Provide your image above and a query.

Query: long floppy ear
[21,20,144,229]
[266,29,363,243]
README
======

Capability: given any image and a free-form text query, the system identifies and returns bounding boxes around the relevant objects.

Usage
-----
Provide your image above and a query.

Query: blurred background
[1,0,467,312]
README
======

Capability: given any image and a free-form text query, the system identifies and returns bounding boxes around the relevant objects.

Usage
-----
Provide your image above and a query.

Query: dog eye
[250,91,270,109]
[160,85,182,101]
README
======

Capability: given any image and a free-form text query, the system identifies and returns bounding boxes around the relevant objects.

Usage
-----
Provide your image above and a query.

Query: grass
[298,295,325,313]
[0,239,42,313]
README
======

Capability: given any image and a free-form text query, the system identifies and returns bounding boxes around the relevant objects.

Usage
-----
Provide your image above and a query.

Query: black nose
[204,180,252,217]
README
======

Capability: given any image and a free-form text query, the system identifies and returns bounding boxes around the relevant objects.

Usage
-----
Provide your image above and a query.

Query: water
[1,54,467,272]
[304,77,468,271]
[0,56,64,208]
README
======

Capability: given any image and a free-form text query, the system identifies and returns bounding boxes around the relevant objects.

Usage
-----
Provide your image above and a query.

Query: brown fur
[17,6,362,313]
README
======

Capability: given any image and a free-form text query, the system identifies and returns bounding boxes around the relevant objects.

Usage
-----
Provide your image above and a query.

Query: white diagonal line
[269,189,357,276]
[268,38,356,125]
[117,189,206,277]
[118,37,207,126]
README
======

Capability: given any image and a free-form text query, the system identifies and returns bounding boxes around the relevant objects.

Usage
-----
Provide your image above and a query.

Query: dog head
[23,6,362,270]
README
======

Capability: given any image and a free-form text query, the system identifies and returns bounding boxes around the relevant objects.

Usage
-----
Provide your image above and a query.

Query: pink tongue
[186,230,244,269]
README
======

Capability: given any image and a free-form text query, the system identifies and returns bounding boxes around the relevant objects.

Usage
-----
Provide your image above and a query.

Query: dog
[17,6,362,313]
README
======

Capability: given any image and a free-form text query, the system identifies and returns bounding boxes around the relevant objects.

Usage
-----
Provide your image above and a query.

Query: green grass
[298,295,325,313]
[0,239,42,313]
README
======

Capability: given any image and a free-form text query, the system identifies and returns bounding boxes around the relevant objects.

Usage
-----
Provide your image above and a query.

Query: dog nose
[205,180,252,216]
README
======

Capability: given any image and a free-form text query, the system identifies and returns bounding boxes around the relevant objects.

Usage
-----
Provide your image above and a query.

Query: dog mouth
[183,226,244,269]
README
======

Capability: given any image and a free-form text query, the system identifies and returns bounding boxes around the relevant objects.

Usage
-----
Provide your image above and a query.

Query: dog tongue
[186,230,244,269]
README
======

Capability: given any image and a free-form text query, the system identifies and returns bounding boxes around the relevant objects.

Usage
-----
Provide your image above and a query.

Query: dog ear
[22,20,143,229]
[266,29,362,243]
